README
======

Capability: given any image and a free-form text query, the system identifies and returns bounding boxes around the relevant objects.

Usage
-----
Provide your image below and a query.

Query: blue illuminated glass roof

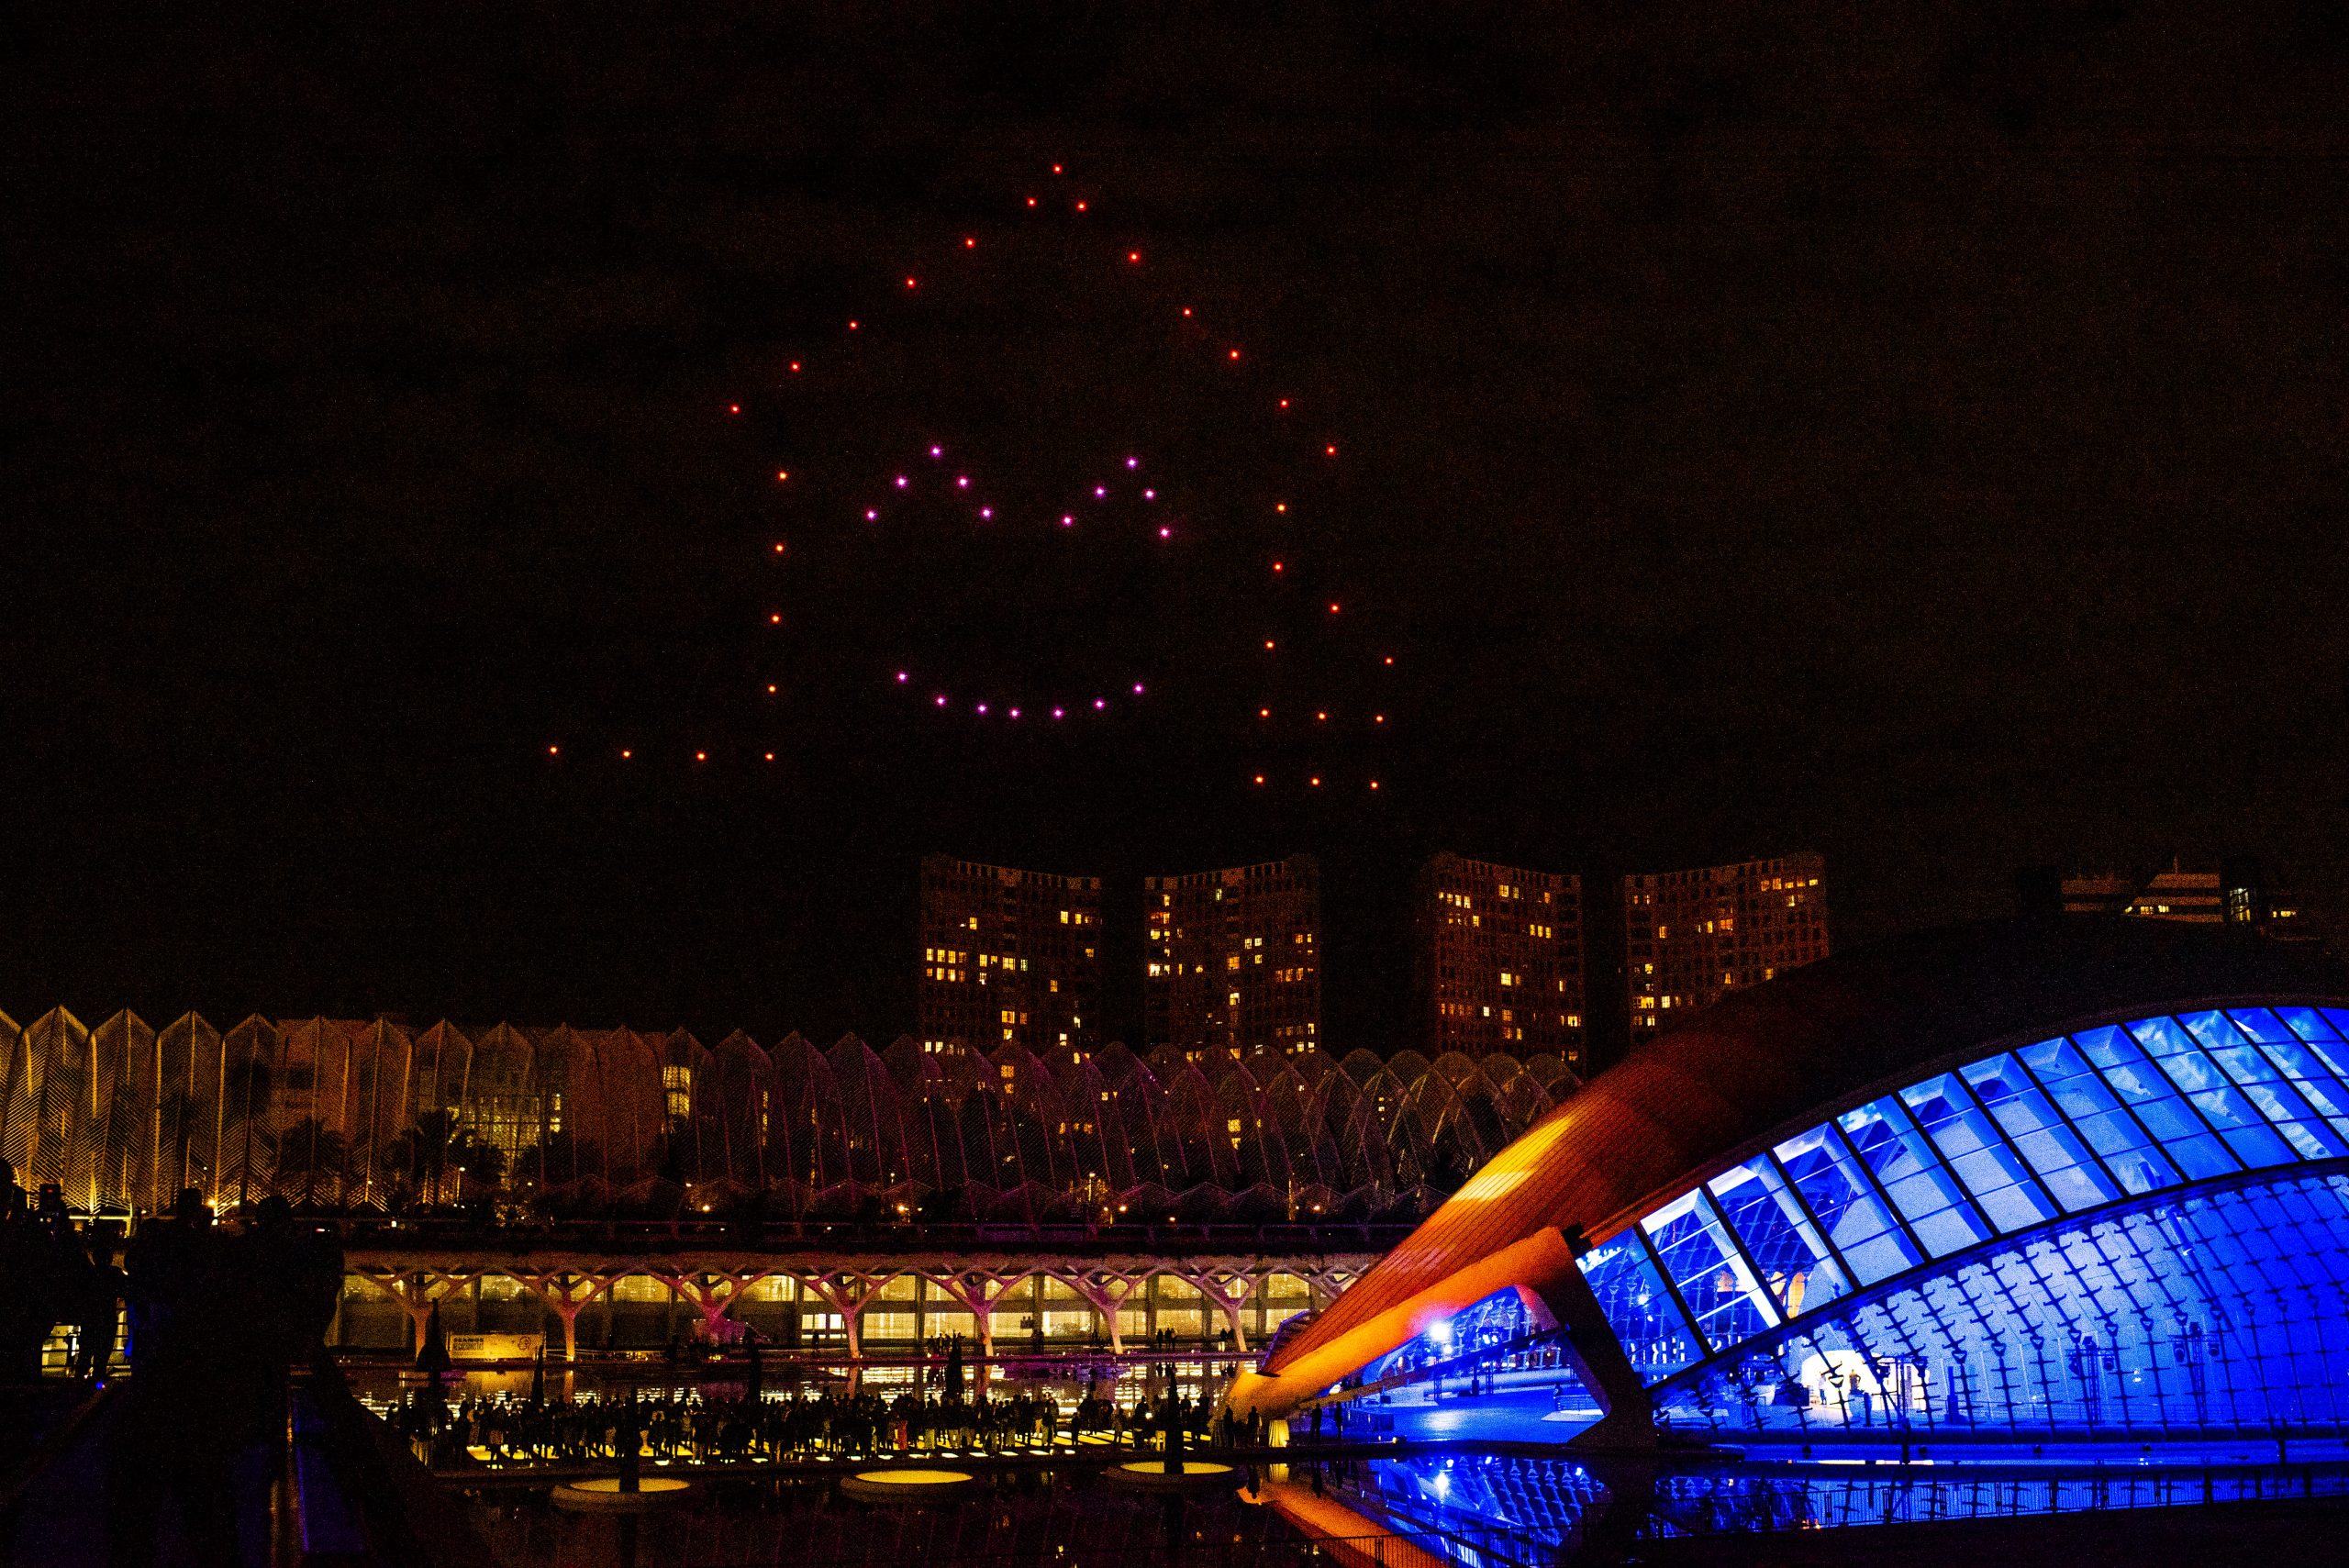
[1584,1006,2349,1383]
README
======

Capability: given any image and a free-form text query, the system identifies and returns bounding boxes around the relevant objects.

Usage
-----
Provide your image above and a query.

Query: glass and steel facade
[0,1006,1576,1221]
[1368,1006,2349,1438]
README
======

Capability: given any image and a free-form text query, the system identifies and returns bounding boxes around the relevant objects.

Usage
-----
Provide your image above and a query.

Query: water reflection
[1321,1449,2349,1562]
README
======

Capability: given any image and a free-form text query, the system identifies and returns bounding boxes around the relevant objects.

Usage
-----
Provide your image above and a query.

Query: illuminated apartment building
[918,856,1101,1059]
[1144,855,1321,1058]
[1623,853,1829,1037]
[1412,853,1586,1066]
[2063,857,2319,943]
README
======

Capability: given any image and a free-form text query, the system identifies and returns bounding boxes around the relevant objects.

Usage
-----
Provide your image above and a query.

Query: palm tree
[274,1117,351,1207]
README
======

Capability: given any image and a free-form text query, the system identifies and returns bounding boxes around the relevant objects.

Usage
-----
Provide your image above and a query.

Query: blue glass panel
[1642,1189,1781,1351]
[2185,1018,2349,1159]
[1363,1284,1542,1385]
[1770,1126,1920,1285]
[2014,1036,2181,1195]
[1577,1231,1700,1379]
[1836,1098,1989,1257]
[2131,1015,2301,1167]
[1638,1169,2349,1439]
[2071,1025,2242,1179]
[2277,1006,2342,1042]
[1898,1072,2060,1232]
[1958,1054,2122,1211]
[2272,1007,2349,1080]
[2227,1007,2297,1044]
[2321,1007,2349,1040]
[2248,1034,2349,1135]
[1706,1157,1851,1318]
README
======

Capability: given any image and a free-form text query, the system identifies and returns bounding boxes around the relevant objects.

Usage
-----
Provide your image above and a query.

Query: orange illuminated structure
[918,856,1101,1060]
[1224,917,2348,1440]
[1623,853,1828,1039]
[1144,855,1321,1058]
[1413,853,1585,1068]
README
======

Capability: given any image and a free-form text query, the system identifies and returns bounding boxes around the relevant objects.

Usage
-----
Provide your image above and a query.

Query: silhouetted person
[74,1220,127,1379]
[109,1189,250,1568]
[0,1159,74,1382]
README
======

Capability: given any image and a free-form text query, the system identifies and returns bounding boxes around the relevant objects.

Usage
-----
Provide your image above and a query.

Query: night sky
[7,3,2345,1052]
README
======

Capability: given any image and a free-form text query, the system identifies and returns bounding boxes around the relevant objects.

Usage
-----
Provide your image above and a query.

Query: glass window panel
[2226,1008,2297,1045]
[1577,1230,1700,1380]
[2070,1025,2240,1180]
[1771,1125,1921,1285]
[1960,1054,2122,1212]
[2277,1006,2342,1040]
[2015,1037,2181,1195]
[2122,1018,2295,1168]
[2178,1015,2349,1157]
[2233,1081,2347,1160]
[1642,1188,1780,1352]
[1899,1073,2061,1232]
[2248,1036,2349,1134]
[1707,1156,1852,1317]
[1837,1097,1989,1257]
[2321,1007,2349,1041]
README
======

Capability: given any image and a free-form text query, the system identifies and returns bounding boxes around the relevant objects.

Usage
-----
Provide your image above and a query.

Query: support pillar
[1520,1237,1656,1451]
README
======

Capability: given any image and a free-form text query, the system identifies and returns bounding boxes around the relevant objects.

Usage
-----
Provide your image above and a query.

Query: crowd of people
[389,1376,1292,1468]
[0,1161,126,1382]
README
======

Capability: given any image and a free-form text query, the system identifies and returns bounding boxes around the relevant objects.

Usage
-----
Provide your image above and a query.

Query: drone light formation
[559,159,1393,795]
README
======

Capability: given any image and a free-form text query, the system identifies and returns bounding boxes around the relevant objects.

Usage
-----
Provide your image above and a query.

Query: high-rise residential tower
[918,855,1102,1059]
[1143,854,1321,1058]
[1623,853,1829,1040]
[1412,853,1586,1066]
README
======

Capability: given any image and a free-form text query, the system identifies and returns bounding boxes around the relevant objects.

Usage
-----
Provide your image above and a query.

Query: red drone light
[728,404,740,415]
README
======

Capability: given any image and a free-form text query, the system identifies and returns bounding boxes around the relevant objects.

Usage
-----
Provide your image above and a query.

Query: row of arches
[0,1008,1578,1218]
[339,1254,1370,1359]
